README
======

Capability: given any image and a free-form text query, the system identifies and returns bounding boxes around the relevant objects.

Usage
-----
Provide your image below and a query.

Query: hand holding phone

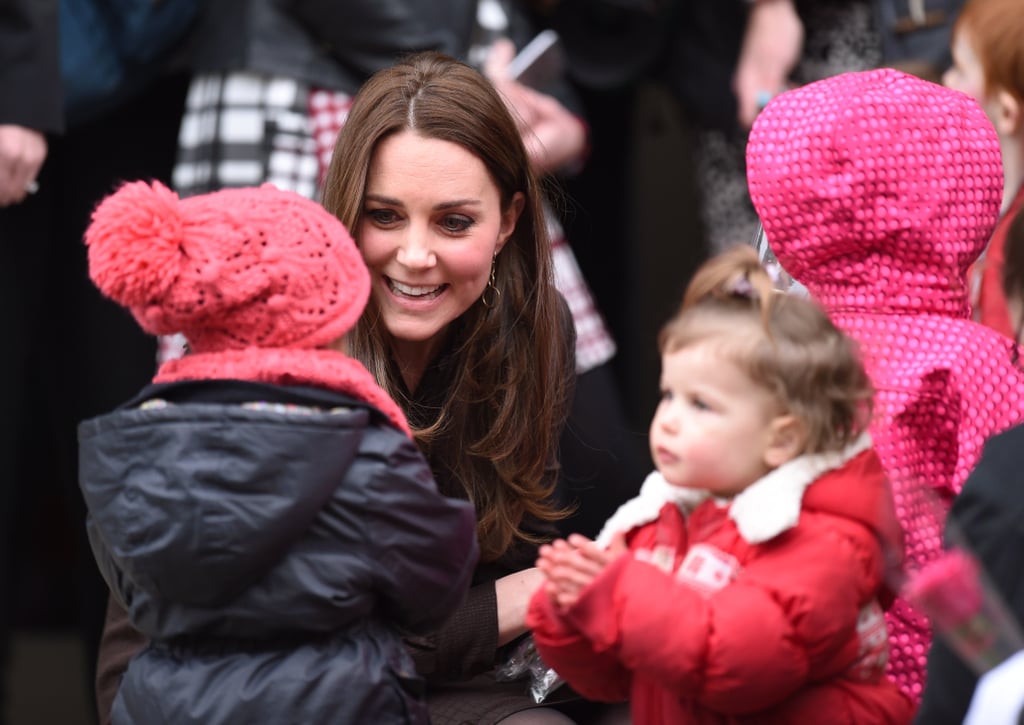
[506,29,564,89]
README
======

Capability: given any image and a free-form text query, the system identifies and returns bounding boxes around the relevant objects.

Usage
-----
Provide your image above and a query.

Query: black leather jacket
[0,0,62,132]
[187,0,476,93]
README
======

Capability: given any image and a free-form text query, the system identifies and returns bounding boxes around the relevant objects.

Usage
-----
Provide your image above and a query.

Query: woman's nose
[395,229,436,268]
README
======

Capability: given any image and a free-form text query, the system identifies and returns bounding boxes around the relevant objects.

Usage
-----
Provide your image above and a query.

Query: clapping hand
[537,532,628,610]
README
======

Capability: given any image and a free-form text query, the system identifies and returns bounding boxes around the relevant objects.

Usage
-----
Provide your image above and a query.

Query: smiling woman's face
[358,130,522,373]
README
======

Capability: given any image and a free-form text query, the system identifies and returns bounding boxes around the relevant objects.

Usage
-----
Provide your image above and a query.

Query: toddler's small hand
[603,531,629,559]
[536,534,627,610]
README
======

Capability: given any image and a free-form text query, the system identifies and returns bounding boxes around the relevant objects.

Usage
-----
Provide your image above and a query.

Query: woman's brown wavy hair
[659,246,874,454]
[321,52,573,561]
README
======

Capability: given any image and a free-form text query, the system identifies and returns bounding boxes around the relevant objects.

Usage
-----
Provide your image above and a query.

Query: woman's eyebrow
[434,198,481,211]
[364,194,482,211]
[365,193,402,206]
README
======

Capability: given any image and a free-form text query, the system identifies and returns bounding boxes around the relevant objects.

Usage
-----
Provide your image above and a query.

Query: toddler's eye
[690,395,710,411]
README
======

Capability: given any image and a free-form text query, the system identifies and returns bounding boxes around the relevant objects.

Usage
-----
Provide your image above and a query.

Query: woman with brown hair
[323,53,572,570]
[321,51,627,724]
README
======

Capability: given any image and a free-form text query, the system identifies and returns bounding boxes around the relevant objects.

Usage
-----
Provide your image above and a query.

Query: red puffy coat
[528,439,913,724]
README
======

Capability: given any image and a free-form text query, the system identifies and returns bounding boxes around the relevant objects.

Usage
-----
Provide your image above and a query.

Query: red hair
[956,0,1024,103]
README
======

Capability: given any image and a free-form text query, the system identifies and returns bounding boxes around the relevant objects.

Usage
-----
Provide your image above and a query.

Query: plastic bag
[495,634,568,703]
[750,221,808,297]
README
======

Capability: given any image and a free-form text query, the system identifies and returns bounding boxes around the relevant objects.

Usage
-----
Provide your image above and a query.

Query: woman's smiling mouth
[387,277,447,300]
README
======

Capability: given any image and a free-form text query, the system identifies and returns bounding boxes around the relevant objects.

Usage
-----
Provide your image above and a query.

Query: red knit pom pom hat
[85,180,369,352]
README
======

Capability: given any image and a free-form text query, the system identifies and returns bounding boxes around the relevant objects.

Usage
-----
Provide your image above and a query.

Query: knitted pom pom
[84,180,185,314]
[86,182,370,353]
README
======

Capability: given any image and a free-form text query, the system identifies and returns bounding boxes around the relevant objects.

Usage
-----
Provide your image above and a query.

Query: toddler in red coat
[527,246,914,724]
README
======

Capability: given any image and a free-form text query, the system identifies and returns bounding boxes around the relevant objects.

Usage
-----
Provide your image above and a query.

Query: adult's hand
[484,38,587,176]
[495,566,547,646]
[0,124,46,207]
[733,0,804,130]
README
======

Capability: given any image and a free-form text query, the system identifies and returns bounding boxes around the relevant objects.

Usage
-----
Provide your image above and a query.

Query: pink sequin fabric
[747,68,1024,703]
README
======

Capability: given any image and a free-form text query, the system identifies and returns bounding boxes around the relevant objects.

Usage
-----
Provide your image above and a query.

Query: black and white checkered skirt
[173,72,321,200]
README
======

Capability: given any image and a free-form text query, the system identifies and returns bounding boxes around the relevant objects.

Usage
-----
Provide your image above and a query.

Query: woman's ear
[496,191,525,254]
[764,414,807,468]
[993,88,1022,137]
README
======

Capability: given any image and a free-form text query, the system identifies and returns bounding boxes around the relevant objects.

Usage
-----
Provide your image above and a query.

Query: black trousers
[0,73,188,724]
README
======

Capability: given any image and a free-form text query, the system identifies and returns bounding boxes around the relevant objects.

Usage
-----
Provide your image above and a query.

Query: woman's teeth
[389,279,443,298]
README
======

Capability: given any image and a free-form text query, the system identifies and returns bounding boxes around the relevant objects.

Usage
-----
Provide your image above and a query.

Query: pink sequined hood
[747,69,1024,704]
[747,68,1001,318]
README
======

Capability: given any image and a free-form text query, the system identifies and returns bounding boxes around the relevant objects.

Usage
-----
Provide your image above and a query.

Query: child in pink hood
[746,67,1024,705]
[527,246,913,725]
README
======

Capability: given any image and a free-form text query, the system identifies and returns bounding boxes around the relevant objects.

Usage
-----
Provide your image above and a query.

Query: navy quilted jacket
[79,379,478,725]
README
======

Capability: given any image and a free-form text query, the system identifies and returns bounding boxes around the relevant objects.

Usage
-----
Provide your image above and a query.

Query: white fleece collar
[595,434,872,547]
[595,471,708,547]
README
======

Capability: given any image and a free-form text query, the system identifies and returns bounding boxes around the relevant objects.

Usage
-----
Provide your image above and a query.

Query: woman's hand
[537,532,628,610]
[495,566,548,645]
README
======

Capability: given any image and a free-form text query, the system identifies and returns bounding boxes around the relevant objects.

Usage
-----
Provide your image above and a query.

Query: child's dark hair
[659,246,874,454]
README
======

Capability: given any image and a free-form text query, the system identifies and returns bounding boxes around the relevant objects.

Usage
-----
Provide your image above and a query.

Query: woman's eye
[440,214,474,233]
[366,208,398,225]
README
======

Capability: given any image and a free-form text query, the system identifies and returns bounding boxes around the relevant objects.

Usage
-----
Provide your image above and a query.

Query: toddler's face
[649,342,781,497]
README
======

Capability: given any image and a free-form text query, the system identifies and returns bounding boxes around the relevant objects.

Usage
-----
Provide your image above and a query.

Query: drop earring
[481,254,500,308]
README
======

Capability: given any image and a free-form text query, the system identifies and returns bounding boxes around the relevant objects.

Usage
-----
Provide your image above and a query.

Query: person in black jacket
[0,4,56,722]
[78,180,478,724]
[914,211,1024,724]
